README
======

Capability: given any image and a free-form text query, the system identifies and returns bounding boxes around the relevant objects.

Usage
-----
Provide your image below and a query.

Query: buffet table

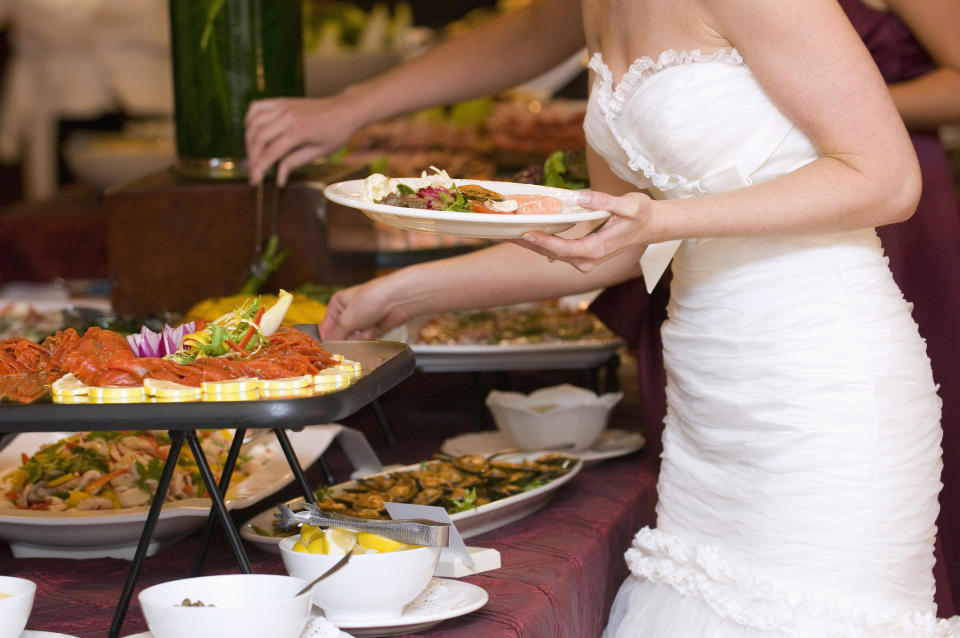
[0,366,660,638]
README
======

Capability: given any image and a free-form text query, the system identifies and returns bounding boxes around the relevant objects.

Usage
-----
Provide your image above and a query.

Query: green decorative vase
[169,0,304,179]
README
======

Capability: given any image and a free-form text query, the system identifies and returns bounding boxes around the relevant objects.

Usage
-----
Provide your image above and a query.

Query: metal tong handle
[278,503,451,548]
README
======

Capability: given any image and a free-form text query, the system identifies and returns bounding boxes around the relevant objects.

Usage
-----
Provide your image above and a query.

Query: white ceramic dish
[241,452,582,553]
[323,179,610,239]
[138,574,312,638]
[441,429,646,467]
[280,537,440,621]
[383,315,622,373]
[487,384,622,452]
[21,633,81,638]
[0,427,340,559]
[0,575,35,638]
[123,577,487,638]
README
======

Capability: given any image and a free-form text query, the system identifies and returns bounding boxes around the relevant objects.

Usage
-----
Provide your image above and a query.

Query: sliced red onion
[126,321,196,357]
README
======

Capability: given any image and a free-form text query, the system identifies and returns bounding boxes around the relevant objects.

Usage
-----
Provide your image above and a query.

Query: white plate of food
[442,429,645,467]
[0,427,339,559]
[323,177,610,239]
[241,451,581,553]
[383,300,623,373]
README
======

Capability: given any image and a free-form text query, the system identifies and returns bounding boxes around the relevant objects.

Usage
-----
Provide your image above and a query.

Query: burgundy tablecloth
[0,367,659,638]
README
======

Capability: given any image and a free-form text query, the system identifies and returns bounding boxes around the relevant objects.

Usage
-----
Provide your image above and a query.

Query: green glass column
[169,0,304,179]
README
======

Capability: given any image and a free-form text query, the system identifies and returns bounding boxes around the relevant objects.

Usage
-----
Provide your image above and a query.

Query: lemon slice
[143,378,202,400]
[51,373,89,396]
[322,527,358,556]
[89,385,145,402]
[202,377,259,395]
[313,369,352,388]
[292,541,309,553]
[258,375,313,391]
[356,531,405,554]
[52,393,90,404]
[204,390,259,402]
[260,387,313,400]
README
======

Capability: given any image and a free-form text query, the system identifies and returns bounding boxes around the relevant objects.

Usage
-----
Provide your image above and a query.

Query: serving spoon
[293,549,354,597]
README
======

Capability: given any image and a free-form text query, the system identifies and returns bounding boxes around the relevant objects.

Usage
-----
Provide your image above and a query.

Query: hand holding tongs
[277,502,451,548]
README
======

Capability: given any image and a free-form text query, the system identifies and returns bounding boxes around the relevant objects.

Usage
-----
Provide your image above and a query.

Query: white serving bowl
[279,535,440,622]
[0,576,36,638]
[486,383,623,452]
[138,574,312,638]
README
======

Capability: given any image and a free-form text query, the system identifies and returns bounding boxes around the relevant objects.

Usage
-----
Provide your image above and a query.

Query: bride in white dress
[244,0,955,634]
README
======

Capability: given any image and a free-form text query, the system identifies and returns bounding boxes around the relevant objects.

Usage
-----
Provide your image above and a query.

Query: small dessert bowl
[138,573,312,638]
[279,535,440,622]
[0,576,35,638]
[486,383,623,452]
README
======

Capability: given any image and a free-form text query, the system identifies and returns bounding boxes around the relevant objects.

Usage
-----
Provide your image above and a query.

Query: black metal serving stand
[0,334,415,638]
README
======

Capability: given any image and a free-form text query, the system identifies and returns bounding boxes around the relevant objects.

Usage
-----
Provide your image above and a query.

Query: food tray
[0,332,415,432]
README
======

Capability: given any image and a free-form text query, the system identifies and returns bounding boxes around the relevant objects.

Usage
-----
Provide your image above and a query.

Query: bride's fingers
[577,190,648,219]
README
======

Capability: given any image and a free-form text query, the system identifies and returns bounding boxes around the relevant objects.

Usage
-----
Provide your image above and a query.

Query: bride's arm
[524,0,921,268]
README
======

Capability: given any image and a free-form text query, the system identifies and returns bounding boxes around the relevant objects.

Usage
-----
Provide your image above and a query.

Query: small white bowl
[0,576,36,638]
[486,384,623,452]
[138,574,312,638]
[279,536,440,622]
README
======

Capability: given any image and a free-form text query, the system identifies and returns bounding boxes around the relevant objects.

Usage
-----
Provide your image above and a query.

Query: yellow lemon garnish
[313,370,352,388]
[322,527,358,556]
[306,536,328,554]
[259,387,313,400]
[51,373,89,396]
[300,523,321,546]
[52,393,90,405]
[202,377,259,395]
[203,390,260,402]
[356,531,405,554]
[292,541,309,553]
[258,375,313,391]
[143,378,202,400]
[89,385,145,402]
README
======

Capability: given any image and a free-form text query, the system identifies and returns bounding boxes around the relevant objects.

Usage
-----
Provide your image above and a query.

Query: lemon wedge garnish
[89,385,145,402]
[143,378,202,400]
[292,541,309,553]
[202,377,259,395]
[51,373,89,396]
[322,527,358,556]
[306,536,328,554]
[356,531,405,554]
[258,375,313,391]
[300,523,321,546]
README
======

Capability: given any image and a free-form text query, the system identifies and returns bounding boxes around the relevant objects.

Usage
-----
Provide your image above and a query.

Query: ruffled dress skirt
[603,230,955,637]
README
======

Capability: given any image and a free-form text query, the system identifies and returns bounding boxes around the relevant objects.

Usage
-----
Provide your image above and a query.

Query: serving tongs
[277,502,451,548]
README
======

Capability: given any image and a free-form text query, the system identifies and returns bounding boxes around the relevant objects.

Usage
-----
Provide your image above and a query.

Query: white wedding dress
[585,49,956,637]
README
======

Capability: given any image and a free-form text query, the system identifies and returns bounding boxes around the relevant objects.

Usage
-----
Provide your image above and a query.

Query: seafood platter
[0,290,414,429]
[322,167,610,238]
[242,449,582,552]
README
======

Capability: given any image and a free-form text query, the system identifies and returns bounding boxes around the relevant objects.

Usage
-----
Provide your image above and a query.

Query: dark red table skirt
[0,368,660,638]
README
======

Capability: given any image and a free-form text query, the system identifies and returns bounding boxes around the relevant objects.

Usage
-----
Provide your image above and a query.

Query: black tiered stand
[0,336,415,637]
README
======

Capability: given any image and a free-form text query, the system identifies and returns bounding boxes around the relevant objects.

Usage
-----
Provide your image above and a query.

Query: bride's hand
[514,190,655,272]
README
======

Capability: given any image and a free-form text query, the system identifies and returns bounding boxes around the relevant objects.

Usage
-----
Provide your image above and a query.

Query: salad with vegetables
[1,430,260,512]
[362,167,562,215]
[127,290,293,363]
